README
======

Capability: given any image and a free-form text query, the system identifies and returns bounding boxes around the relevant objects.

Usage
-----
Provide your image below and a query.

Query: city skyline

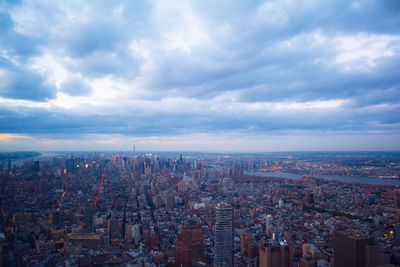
[1,151,399,266]
[1,0,400,151]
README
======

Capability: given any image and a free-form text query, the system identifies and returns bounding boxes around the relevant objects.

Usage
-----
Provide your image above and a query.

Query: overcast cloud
[0,0,399,151]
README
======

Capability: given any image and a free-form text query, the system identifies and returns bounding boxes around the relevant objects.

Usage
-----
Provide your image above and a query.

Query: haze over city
[1,0,399,151]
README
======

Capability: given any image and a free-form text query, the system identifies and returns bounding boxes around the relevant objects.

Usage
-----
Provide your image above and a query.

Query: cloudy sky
[0,0,399,152]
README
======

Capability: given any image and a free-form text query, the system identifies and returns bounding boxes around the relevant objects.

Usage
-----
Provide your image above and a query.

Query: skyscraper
[176,223,205,267]
[66,158,75,174]
[85,200,93,229]
[214,203,233,267]
[265,214,273,237]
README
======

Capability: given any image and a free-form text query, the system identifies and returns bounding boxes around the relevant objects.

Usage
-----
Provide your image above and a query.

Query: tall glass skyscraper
[214,202,233,267]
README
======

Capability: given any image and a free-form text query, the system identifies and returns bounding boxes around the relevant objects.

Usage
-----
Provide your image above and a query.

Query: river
[244,170,400,186]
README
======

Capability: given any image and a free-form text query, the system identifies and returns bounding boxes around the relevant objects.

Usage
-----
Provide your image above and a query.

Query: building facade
[214,203,233,267]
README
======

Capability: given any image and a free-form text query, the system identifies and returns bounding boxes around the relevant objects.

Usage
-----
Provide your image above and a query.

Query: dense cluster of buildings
[248,152,400,179]
[0,152,399,266]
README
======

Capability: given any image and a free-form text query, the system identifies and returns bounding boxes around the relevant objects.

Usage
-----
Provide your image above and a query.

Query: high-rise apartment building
[214,203,233,267]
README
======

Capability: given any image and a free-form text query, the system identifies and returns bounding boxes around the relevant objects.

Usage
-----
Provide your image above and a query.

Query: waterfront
[245,170,400,186]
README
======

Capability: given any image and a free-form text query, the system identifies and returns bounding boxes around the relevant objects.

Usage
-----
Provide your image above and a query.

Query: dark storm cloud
[0,58,56,101]
[1,100,399,137]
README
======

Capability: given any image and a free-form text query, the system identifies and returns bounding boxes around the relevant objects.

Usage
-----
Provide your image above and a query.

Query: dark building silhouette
[259,243,293,267]
[7,160,11,171]
[32,161,40,172]
[334,232,374,267]
[176,223,205,267]
[66,158,75,174]
[85,200,93,229]
[364,245,390,267]
[395,189,400,209]
[395,224,400,242]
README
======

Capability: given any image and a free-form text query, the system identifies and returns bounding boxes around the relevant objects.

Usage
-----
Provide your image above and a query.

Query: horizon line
[2,149,400,154]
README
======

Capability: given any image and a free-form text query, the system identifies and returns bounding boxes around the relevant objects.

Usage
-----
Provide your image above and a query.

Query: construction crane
[93,174,105,207]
